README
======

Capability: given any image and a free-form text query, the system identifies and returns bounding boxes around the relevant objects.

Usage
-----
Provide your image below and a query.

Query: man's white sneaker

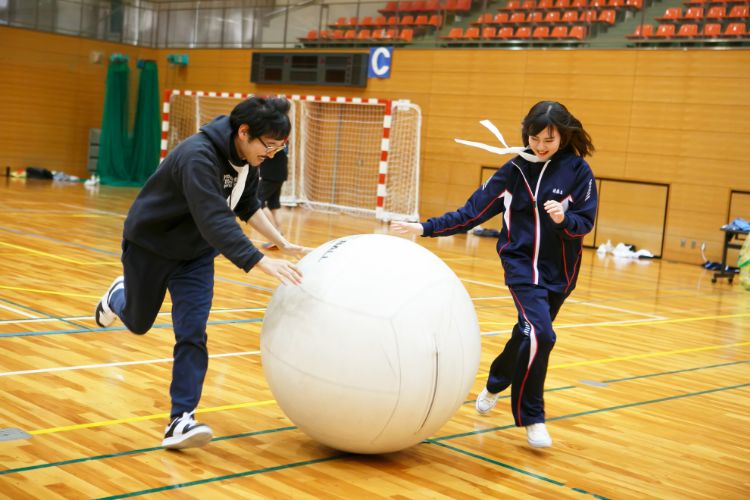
[162,411,213,450]
[526,423,552,448]
[95,276,124,327]
[475,388,500,415]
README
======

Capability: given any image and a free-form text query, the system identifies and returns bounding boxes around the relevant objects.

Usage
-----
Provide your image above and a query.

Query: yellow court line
[26,311,750,436]
[479,312,750,328]
[551,341,750,370]
[29,400,277,435]
[0,285,102,299]
[0,242,119,266]
[0,212,113,218]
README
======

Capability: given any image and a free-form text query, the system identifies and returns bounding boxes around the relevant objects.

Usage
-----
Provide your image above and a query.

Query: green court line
[0,317,264,338]
[96,454,348,500]
[0,297,89,330]
[602,360,750,383]
[428,441,607,499]
[2,364,747,497]
[96,382,750,499]
[0,426,296,476]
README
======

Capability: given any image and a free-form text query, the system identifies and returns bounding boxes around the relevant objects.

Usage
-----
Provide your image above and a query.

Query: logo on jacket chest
[552,188,564,196]
[223,174,235,189]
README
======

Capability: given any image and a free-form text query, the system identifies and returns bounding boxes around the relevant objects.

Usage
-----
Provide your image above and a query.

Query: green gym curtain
[97,59,131,185]
[98,59,160,186]
[129,60,160,184]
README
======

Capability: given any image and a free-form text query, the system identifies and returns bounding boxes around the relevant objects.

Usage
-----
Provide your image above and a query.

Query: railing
[1,0,747,49]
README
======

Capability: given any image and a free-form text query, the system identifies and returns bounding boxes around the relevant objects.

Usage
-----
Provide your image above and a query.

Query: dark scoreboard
[251,52,369,87]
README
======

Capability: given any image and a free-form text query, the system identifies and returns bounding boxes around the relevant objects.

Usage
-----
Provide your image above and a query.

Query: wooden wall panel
[2,28,748,264]
[594,181,668,256]
[0,27,154,177]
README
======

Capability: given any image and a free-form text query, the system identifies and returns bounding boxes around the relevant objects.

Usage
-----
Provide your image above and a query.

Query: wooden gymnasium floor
[0,179,748,499]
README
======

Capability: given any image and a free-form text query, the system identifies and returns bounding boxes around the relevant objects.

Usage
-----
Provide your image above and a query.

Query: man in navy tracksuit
[392,101,597,448]
[94,97,309,450]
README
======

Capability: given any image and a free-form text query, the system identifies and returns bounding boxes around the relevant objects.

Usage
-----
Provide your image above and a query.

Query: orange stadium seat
[532,26,551,39]
[681,7,704,21]
[727,5,749,20]
[653,24,676,38]
[626,23,652,39]
[482,26,497,38]
[497,26,515,38]
[723,22,747,37]
[655,8,682,22]
[674,23,699,38]
[700,23,722,37]
[550,25,569,38]
[514,26,532,38]
[562,10,578,23]
[567,25,587,40]
[399,28,414,42]
[705,6,725,19]
[543,11,561,24]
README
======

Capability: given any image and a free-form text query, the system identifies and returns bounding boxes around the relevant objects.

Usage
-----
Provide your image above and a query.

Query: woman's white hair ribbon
[455,120,543,163]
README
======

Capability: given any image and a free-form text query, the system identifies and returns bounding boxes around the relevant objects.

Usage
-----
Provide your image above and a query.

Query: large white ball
[261,234,480,454]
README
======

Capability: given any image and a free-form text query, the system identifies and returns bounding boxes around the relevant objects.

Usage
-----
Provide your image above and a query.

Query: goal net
[162,90,421,221]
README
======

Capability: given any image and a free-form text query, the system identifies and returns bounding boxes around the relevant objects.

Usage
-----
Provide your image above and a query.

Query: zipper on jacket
[511,160,551,285]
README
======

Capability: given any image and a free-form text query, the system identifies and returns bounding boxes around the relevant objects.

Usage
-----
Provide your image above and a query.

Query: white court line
[0,350,261,377]
[567,299,665,320]
[462,278,664,319]
[0,303,40,319]
[0,307,266,325]
[58,203,127,218]
[481,317,667,336]
[461,278,506,290]
[471,296,512,302]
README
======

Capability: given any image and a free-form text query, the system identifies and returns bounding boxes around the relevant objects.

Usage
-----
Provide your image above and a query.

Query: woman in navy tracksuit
[392,101,597,448]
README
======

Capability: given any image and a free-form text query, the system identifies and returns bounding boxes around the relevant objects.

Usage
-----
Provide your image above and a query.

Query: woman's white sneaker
[475,388,500,415]
[526,423,552,448]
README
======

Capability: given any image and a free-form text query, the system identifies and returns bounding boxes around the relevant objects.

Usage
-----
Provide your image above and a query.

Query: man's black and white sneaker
[94,276,124,328]
[162,411,213,450]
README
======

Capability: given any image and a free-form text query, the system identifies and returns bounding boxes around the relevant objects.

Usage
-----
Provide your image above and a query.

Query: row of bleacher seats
[499,0,643,10]
[472,9,619,25]
[329,15,443,30]
[683,0,749,5]
[627,21,748,37]
[379,0,472,15]
[300,28,415,44]
[655,5,749,20]
[441,24,587,41]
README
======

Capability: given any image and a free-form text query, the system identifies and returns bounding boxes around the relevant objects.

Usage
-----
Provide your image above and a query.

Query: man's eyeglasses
[258,137,286,155]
